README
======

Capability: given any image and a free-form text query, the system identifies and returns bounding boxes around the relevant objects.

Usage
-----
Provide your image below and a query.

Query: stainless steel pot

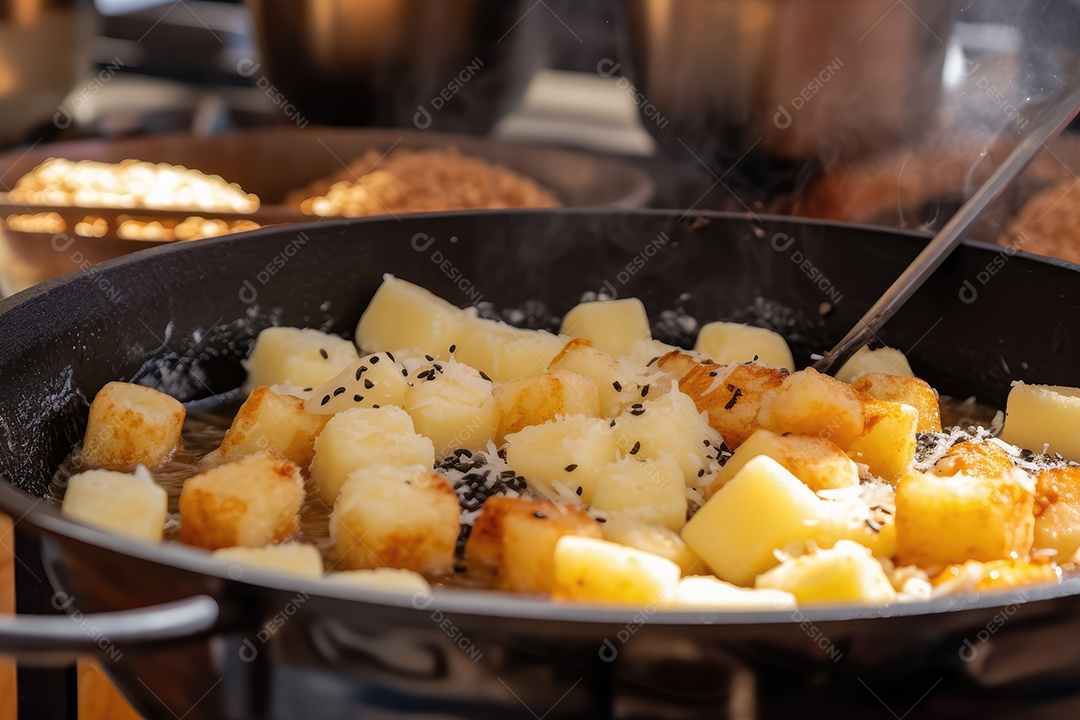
[244,0,546,132]
[0,0,89,148]
[619,0,955,171]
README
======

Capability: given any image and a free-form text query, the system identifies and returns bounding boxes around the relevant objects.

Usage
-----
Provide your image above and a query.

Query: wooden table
[0,513,143,720]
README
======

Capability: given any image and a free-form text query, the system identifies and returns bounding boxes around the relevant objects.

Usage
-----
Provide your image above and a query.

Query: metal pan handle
[0,595,219,664]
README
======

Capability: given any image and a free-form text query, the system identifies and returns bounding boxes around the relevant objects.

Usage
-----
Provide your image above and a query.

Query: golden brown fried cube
[331,465,460,574]
[679,362,787,449]
[851,373,942,433]
[81,381,186,470]
[466,497,601,594]
[493,369,600,442]
[846,399,919,483]
[1034,467,1080,560]
[758,368,864,450]
[895,449,1035,568]
[178,451,305,550]
[219,386,329,470]
[707,427,858,498]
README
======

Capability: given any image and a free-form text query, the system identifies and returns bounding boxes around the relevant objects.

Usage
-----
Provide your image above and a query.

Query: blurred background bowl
[0,126,654,295]
[244,0,546,132]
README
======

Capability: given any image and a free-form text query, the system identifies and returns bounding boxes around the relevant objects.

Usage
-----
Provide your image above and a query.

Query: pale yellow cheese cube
[835,346,913,384]
[600,518,706,574]
[503,416,619,504]
[560,299,651,358]
[552,536,681,604]
[242,327,359,392]
[213,543,324,579]
[81,381,185,470]
[62,468,167,542]
[305,352,411,415]
[323,568,432,596]
[755,540,896,605]
[310,406,435,504]
[1002,382,1080,461]
[405,360,499,457]
[613,388,722,486]
[694,321,794,370]
[355,275,466,360]
[548,339,636,417]
[846,401,918,483]
[672,576,797,610]
[454,318,566,384]
[591,456,687,531]
[681,455,825,586]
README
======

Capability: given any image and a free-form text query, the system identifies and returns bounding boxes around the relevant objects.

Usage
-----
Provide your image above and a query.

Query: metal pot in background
[618,0,955,179]
[0,0,91,149]
[244,0,546,133]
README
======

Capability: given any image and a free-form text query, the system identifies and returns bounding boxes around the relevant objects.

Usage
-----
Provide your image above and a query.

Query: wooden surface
[0,513,143,720]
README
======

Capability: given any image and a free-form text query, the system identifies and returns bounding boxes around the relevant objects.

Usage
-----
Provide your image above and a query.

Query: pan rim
[1,207,1077,627]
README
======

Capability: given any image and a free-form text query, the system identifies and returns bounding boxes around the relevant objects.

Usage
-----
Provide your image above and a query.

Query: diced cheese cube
[560,299,652,358]
[494,369,600,442]
[1001,381,1080,461]
[503,416,619,504]
[310,406,435,504]
[671,576,796,610]
[694,321,794,370]
[62,468,167,542]
[219,386,328,469]
[81,381,185,470]
[242,327,359,392]
[591,456,687,531]
[835,346,913,384]
[178,451,305,550]
[552,536,680,604]
[213,543,323,578]
[755,540,896,605]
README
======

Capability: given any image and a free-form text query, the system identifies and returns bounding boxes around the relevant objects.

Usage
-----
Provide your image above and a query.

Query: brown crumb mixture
[1001,177,1080,264]
[287,147,561,218]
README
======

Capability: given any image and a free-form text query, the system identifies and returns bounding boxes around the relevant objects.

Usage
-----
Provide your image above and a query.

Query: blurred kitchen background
[1,0,1079,297]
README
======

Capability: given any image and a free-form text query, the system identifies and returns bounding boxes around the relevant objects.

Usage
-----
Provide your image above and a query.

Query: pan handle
[0,595,219,663]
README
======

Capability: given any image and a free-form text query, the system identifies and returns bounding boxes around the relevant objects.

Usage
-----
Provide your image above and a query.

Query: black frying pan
[1,210,1079,719]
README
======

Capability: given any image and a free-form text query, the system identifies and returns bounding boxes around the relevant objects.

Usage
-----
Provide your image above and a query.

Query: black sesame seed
[610,419,617,428]
[697,468,706,477]
[364,378,374,390]
[320,395,330,406]
[333,386,346,396]
[401,368,409,377]
[354,395,363,403]
[647,356,660,367]
[302,387,313,392]
[613,381,622,391]
[631,403,643,409]
[479,371,492,382]
[533,511,546,519]
[565,464,578,472]
[641,385,650,397]
[703,439,711,447]
[386,352,395,362]
[454,565,467,573]
[355,367,364,381]
[372,404,380,409]
[629,441,641,455]
[596,517,607,523]
[425,354,435,362]
[369,355,380,364]
[433,364,443,373]
[449,344,457,354]
[724,388,743,410]
[709,371,718,377]
[575,486,583,496]
[319,348,329,360]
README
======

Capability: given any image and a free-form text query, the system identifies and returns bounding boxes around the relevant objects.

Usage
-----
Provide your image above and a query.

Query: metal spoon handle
[814,76,1080,375]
